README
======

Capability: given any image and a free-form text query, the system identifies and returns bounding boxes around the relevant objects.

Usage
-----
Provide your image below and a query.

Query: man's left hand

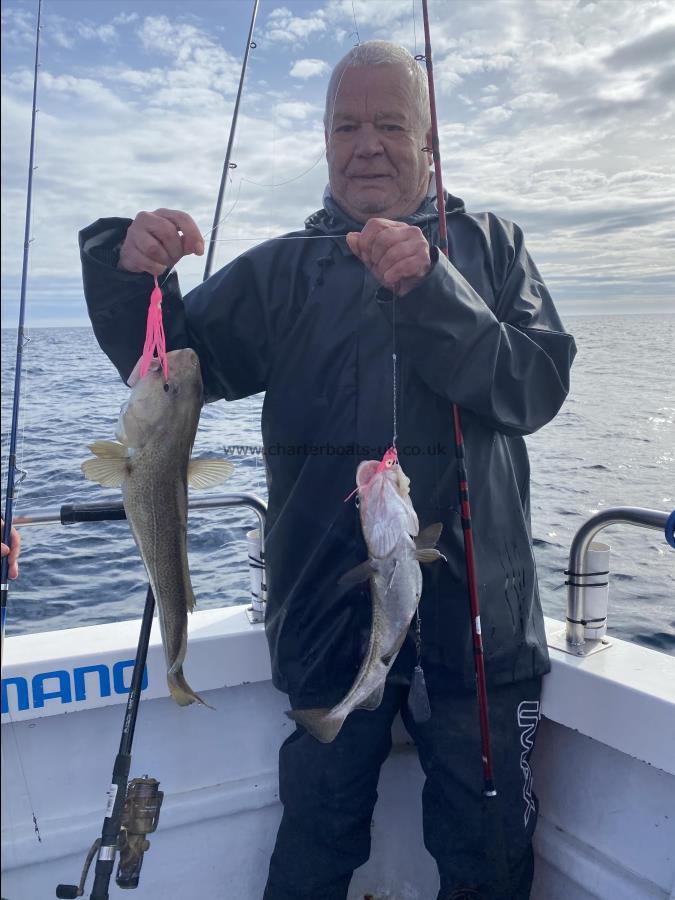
[347,218,431,296]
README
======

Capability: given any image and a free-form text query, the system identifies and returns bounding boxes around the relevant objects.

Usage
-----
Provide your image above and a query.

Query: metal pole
[13,492,267,531]
[566,507,670,645]
[203,0,260,281]
[2,0,42,654]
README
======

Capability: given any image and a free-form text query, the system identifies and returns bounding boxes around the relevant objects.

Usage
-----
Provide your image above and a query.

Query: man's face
[325,64,432,224]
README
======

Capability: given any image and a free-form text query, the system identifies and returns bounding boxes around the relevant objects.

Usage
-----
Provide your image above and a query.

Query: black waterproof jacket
[79,192,576,708]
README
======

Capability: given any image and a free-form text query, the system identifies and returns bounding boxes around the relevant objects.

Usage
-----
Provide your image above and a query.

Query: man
[80,41,575,900]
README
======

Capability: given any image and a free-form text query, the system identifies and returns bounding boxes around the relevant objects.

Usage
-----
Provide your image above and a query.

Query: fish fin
[286,708,343,743]
[81,457,128,487]
[337,560,375,587]
[385,559,399,594]
[186,586,196,614]
[356,459,380,487]
[87,440,129,458]
[415,522,443,550]
[358,680,386,711]
[415,548,444,564]
[168,669,214,709]
[127,357,143,388]
[187,458,235,489]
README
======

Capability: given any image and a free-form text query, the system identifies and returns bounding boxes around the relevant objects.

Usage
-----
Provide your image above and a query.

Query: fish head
[355,453,419,558]
[117,348,203,449]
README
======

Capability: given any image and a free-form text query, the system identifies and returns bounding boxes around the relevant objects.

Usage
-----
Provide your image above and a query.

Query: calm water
[1,315,674,653]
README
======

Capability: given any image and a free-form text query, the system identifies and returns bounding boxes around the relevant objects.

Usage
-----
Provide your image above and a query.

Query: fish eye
[163,382,170,393]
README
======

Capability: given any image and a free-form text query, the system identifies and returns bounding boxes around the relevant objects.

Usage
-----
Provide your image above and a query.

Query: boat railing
[548,506,674,657]
[12,493,268,624]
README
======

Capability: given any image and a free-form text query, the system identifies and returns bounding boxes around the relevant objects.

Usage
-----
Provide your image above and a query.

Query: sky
[1,0,674,328]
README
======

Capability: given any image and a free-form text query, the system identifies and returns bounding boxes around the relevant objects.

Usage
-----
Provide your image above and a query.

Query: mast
[203,0,260,281]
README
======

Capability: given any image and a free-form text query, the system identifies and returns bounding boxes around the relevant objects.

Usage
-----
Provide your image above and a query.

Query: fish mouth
[167,347,200,374]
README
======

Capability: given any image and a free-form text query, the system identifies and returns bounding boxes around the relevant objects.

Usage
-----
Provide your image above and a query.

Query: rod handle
[55,886,80,899]
[60,503,126,525]
[89,862,114,899]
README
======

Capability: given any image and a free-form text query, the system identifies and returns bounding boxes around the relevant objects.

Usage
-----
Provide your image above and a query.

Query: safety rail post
[548,506,672,657]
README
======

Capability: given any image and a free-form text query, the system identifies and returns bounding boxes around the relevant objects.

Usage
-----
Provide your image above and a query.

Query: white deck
[2,606,675,899]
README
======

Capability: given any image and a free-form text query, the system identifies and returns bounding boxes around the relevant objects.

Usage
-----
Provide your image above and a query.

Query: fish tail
[167,668,213,709]
[286,708,344,743]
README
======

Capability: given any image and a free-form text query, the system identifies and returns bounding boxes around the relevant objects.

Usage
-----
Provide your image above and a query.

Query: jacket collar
[304,182,465,244]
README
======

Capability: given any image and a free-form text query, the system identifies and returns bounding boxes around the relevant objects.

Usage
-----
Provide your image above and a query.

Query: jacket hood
[304,186,466,237]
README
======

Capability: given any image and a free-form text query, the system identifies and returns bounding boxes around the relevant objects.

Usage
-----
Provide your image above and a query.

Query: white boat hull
[2,609,674,900]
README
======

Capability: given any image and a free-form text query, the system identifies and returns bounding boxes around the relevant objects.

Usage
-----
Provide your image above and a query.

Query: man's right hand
[118,208,205,276]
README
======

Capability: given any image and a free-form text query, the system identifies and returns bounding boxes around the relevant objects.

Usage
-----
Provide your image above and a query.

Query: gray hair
[324,40,431,134]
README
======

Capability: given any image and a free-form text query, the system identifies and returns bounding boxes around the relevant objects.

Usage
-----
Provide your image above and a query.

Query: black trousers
[263,671,542,900]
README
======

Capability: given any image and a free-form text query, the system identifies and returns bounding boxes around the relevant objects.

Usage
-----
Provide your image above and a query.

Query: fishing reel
[116,776,164,889]
[55,776,163,898]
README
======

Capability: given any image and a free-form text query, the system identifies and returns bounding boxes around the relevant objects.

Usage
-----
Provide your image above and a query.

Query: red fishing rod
[419,5,511,890]
[420,0,498,799]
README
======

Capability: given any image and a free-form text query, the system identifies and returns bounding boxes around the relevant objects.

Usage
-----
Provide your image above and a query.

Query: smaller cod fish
[82,348,234,707]
[288,448,443,743]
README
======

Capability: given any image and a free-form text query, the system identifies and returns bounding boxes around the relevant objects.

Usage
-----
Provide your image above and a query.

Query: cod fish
[288,448,443,743]
[82,348,234,707]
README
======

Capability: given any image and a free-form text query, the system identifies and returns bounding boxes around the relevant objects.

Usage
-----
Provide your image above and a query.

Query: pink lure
[139,277,169,382]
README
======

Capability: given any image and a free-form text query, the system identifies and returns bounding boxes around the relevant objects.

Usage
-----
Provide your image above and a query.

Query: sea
[1,314,674,654]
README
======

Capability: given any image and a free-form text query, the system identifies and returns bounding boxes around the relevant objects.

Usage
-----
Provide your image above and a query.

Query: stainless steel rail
[550,506,671,656]
[12,493,268,623]
[13,492,267,530]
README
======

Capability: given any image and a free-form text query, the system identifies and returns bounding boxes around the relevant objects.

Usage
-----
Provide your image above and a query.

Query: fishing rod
[203,0,260,281]
[419,1,508,886]
[1,0,42,656]
[56,584,162,900]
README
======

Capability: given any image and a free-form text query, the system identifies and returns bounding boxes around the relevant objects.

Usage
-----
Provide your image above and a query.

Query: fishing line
[161,33,359,289]
[211,233,350,242]
[15,106,42,507]
[412,0,418,56]
[239,145,327,190]
[392,291,398,449]
[350,0,361,45]
[4,713,42,842]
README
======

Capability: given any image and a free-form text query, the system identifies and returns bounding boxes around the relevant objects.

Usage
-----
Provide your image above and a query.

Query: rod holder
[548,506,671,657]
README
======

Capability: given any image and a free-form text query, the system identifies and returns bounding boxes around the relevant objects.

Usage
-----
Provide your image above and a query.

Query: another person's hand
[346,218,431,296]
[118,208,205,276]
[1,519,21,580]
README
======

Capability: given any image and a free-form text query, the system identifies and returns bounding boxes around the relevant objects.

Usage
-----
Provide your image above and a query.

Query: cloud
[1,0,674,326]
[605,24,675,69]
[265,6,327,45]
[0,7,36,45]
[111,13,139,27]
[46,10,141,49]
[290,58,330,79]
[76,23,117,43]
[275,100,319,120]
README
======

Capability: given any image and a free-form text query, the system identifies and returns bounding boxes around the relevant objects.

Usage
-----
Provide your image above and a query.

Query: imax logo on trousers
[517,699,540,827]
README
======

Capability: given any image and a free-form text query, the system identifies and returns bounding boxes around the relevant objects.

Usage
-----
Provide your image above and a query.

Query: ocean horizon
[2,314,674,655]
